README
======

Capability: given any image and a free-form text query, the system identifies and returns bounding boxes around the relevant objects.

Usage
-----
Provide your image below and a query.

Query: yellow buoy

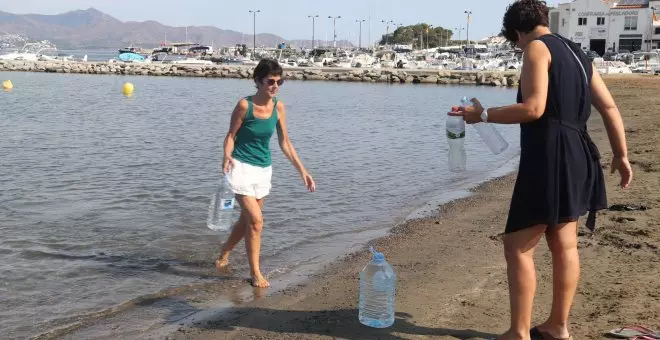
[122,82,134,96]
[2,80,13,90]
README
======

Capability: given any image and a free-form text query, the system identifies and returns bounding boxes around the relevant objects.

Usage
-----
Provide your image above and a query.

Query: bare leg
[498,224,546,340]
[236,195,269,288]
[537,221,579,339]
[215,198,264,269]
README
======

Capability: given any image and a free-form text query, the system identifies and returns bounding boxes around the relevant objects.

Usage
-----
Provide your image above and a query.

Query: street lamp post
[464,10,472,48]
[382,20,394,46]
[308,15,319,48]
[328,16,342,48]
[249,9,261,55]
[356,19,366,49]
[651,7,657,51]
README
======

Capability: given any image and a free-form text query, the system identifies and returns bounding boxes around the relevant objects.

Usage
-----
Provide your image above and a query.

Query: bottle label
[220,198,235,210]
[446,130,466,139]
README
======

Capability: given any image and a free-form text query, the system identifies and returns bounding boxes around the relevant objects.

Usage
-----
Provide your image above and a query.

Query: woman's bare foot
[215,253,230,269]
[250,272,270,288]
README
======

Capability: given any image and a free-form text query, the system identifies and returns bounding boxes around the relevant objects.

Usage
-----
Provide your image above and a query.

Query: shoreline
[0,59,521,86]
[37,153,522,340]
[161,75,659,340]
[28,75,659,340]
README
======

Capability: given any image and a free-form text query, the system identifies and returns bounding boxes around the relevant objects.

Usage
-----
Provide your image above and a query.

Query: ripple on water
[0,72,520,338]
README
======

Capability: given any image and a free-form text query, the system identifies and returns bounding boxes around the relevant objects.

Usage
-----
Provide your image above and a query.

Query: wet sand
[167,75,660,340]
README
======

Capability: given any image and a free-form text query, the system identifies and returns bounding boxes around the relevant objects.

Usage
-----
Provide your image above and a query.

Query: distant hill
[0,8,353,49]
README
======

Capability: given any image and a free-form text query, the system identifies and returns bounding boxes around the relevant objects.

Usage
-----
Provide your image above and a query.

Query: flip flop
[608,325,660,339]
[530,326,573,340]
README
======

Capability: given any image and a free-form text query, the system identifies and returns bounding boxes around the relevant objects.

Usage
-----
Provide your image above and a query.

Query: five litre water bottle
[206,175,238,232]
[446,107,467,172]
[359,247,396,328]
[460,96,509,155]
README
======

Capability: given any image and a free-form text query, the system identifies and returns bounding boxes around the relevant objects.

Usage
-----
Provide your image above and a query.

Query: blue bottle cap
[369,246,385,263]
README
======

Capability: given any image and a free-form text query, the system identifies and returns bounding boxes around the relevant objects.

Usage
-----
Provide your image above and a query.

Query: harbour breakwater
[0,60,521,87]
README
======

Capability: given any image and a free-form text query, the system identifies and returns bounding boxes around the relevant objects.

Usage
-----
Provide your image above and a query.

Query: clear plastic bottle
[206,175,238,232]
[359,247,396,328]
[460,96,509,155]
[446,107,467,172]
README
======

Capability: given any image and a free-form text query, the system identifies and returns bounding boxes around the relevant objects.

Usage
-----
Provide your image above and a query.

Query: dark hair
[253,58,283,85]
[501,0,549,44]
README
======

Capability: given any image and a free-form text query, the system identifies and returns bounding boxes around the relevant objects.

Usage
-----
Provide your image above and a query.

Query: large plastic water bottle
[207,176,238,232]
[446,107,467,172]
[359,247,396,328]
[460,97,509,155]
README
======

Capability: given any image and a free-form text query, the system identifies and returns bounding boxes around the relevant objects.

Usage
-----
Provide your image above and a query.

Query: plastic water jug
[207,175,238,232]
[359,247,396,328]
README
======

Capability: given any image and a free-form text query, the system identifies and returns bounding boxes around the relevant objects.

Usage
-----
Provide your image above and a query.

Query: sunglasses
[265,79,285,86]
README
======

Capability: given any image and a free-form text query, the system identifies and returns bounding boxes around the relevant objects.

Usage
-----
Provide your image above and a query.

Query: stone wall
[0,60,521,87]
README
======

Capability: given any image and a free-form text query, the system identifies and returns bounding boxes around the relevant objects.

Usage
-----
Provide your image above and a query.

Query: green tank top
[232,96,279,167]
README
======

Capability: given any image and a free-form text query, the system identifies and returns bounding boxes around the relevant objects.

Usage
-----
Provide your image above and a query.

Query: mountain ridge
[0,8,352,49]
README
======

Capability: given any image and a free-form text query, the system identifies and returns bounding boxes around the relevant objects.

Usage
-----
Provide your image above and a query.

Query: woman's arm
[590,65,633,188]
[450,40,551,124]
[222,99,248,173]
[276,101,316,192]
[590,66,627,158]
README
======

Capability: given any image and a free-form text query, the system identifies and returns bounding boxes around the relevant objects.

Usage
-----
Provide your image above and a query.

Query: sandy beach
[161,75,660,340]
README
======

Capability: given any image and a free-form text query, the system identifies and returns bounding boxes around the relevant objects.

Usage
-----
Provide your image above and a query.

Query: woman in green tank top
[215,59,316,288]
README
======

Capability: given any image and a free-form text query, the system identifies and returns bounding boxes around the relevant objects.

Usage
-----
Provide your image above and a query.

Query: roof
[613,0,649,8]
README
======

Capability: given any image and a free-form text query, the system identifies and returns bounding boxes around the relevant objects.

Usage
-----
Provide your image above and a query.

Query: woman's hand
[611,156,632,189]
[223,155,235,174]
[448,98,485,124]
[301,171,316,192]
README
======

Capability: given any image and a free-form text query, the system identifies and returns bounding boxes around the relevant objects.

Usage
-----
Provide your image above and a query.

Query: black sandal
[531,326,573,340]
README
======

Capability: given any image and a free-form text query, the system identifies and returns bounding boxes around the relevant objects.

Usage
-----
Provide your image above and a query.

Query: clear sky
[0,0,565,43]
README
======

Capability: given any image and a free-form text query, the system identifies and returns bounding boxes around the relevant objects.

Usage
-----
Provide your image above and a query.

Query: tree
[378,23,454,49]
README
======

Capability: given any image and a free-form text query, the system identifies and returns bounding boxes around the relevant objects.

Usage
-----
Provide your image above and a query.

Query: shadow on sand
[166,301,497,340]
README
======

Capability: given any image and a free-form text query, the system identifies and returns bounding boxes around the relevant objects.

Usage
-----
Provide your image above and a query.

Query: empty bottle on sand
[359,247,396,328]
[207,175,238,232]
[460,96,509,155]
[446,106,467,172]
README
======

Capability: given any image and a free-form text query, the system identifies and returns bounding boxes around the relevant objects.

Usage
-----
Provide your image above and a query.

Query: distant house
[549,0,660,54]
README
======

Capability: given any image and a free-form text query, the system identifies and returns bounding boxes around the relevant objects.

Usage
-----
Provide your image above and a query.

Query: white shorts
[227,158,273,199]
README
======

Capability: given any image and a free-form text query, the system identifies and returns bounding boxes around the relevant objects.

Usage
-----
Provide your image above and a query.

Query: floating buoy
[2,80,13,90]
[122,82,134,96]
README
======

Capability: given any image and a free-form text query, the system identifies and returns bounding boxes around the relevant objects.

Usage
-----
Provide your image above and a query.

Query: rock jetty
[0,60,521,87]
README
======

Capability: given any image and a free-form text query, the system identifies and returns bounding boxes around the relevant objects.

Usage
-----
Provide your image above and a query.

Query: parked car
[603,51,618,61]
[585,50,600,62]
[616,53,634,64]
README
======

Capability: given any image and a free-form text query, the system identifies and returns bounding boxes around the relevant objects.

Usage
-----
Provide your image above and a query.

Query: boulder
[420,76,438,84]
[303,74,326,81]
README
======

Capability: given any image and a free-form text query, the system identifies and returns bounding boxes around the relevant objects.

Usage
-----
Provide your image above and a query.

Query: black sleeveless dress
[505,34,607,234]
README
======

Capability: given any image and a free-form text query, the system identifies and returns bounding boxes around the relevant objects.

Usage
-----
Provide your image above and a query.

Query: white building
[549,0,660,54]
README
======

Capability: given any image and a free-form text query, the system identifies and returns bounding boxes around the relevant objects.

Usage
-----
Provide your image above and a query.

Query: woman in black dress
[450,1,633,339]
